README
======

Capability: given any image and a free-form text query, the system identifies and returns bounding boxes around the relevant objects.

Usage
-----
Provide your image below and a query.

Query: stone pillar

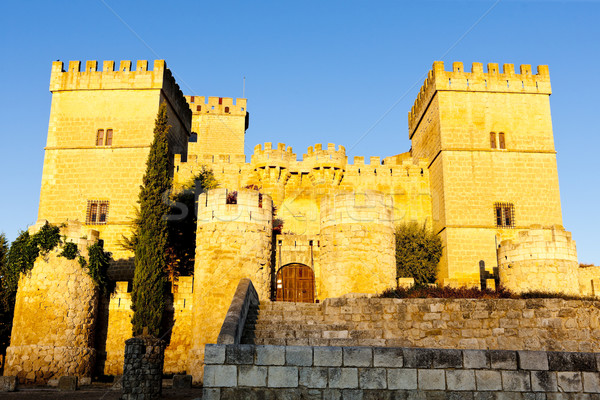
[4,220,100,384]
[188,189,272,383]
[319,191,396,299]
[121,336,164,400]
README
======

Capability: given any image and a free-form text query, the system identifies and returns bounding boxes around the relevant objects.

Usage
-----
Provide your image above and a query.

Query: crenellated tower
[39,60,191,279]
[409,61,563,286]
[185,96,248,158]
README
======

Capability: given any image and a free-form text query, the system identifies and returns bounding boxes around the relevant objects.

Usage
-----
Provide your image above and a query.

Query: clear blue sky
[1,1,599,263]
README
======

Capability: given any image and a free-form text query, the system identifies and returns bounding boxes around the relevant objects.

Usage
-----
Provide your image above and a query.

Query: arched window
[498,132,506,149]
[96,129,104,146]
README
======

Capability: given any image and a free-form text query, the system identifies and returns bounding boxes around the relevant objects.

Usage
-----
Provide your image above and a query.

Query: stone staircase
[241,300,387,347]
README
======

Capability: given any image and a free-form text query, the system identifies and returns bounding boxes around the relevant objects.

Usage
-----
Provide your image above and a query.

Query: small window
[190,96,195,103]
[219,97,223,105]
[197,105,201,112]
[86,200,109,225]
[96,129,104,146]
[105,129,113,146]
[490,132,497,149]
[225,106,230,113]
[498,132,505,149]
[189,133,198,143]
[494,202,514,228]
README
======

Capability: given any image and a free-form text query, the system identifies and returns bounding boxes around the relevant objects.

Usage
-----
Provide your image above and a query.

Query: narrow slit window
[225,106,230,113]
[490,132,497,149]
[197,105,202,112]
[105,129,113,146]
[498,132,505,149]
[96,129,104,146]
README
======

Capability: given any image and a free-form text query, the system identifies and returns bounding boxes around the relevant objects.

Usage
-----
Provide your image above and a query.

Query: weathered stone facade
[4,221,100,383]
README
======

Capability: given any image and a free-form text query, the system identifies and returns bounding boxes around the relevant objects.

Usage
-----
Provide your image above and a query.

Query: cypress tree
[131,102,172,336]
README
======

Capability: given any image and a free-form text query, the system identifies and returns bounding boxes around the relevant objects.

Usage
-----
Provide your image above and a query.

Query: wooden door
[276,264,315,303]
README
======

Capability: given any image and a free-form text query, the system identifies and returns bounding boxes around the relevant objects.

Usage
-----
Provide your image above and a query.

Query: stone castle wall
[189,189,273,382]
[4,221,100,383]
[99,277,193,376]
[498,226,580,294]
[579,265,600,297]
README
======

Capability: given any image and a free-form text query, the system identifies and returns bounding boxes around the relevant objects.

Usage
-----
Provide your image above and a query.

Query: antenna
[243,76,246,98]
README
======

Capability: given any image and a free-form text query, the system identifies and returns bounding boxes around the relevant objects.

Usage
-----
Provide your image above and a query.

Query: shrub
[395,222,443,286]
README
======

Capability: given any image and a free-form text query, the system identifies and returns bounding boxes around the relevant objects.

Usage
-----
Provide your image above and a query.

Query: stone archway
[275,263,315,303]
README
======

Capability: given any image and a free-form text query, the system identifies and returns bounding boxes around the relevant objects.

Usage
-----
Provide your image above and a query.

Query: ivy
[30,223,61,256]
[59,241,79,260]
[84,243,111,295]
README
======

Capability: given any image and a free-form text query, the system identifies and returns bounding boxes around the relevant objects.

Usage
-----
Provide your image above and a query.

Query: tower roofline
[408,61,551,138]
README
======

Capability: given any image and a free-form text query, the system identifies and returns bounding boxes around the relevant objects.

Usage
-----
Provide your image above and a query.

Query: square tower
[38,60,191,279]
[409,61,562,285]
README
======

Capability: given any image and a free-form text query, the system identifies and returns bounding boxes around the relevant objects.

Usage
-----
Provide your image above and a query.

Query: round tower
[303,143,347,188]
[4,220,100,384]
[497,225,579,295]
[188,188,273,382]
[318,190,396,299]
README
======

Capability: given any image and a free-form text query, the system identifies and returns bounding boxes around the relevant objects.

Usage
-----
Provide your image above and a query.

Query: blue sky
[0,0,599,263]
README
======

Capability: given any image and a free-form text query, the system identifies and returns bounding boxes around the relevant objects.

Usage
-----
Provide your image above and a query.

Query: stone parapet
[202,344,600,398]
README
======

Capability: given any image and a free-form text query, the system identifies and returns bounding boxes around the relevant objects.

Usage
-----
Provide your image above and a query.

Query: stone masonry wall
[202,344,600,398]
[579,265,600,297]
[100,277,193,376]
[258,297,600,352]
[4,221,100,383]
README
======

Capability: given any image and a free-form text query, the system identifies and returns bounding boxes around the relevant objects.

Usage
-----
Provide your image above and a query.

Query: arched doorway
[276,263,315,303]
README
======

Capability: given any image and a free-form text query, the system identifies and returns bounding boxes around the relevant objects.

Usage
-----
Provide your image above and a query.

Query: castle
[4,59,599,384]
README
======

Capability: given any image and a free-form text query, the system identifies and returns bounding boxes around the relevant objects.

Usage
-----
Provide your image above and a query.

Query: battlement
[197,188,273,227]
[302,143,347,168]
[185,96,247,116]
[49,60,191,132]
[408,61,552,136]
[251,142,296,166]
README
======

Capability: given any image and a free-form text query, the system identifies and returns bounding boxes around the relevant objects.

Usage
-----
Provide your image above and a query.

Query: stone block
[299,367,328,388]
[204,365,237,387]
[531,371,558,392]
[489,350,517,370]
[314,347,343,367]
[238,365,267,387]
[202,388,221,400]
[226,344,254,364]
[446,370,476,391]
[417,369,445,390]
[557,372,582,392]
[374,347,403,367]
[463,350,490,369]
[79,377,92,386]
[548,352,597,372]
[256,345,285,366]
[341,389,363,400]
[403,348,433,368]
[0,376,17,392]
[268,366,298,388]
[583,372,600,393]
[344,347,373,367]
[446,392,474,400]
[518,351,549,370]
[433,349,463,368]
[475,370,502,391]
[329,368,359,389]
[502,371,531,391]
[387,368,417,390]
[323,388,342,400]
[204,344,226,364]
[58,376,78,391]
[286,346,313,366]
[359,368,387,389]
[172,374,192,389]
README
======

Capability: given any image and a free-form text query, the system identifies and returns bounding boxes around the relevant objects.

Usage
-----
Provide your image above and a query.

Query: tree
[395,222,443,286]
[131,102,172,337]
